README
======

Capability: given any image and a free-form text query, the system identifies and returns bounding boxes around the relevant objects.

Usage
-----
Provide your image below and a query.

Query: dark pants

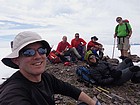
[59,49,78,62]
[114,58,134,85]
[76,45,86,61]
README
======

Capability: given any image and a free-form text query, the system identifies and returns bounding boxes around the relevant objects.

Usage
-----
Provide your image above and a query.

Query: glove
[124,58,132,64]
[111,70,122,79]
[96,100,101,105]
[129,66,140,72]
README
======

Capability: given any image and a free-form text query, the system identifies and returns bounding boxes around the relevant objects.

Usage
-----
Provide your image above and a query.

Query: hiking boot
[129,66,140,72]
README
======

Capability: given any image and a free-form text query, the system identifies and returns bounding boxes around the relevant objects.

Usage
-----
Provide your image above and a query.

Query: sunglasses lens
[89,55,96,59]
[22,48,47,57]
[23,49,35,57]
[38,48,47,55]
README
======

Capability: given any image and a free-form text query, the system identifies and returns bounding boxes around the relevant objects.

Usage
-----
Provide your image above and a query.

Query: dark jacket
[89,61,116,86]
[0,71,81,105]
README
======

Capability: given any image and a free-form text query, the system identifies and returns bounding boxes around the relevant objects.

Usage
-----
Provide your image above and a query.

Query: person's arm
[44,73,101,105]
[67,42,72,48]
[114,25,118,38]
[56,42,61,54]
[78,92,97,105]
[90,66,114,86]
[127,23,132,38]
[128,29,132,38]
[56,42,65,55]
[92,71,114,85]
[114,33,117,38]
[80,38,87,46]
[71,39,74,47]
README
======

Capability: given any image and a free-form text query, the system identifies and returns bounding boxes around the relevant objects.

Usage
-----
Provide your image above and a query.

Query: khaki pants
[117,37,130,50]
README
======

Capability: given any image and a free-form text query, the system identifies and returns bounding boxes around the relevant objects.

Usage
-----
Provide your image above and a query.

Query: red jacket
[56,41,72,53]
[71,38,87,48]
[87,41,102,51]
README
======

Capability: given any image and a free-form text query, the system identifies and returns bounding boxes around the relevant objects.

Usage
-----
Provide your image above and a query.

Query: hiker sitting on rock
[56,36,82,63]
[87,36,104,59]
[0,31,100,105]
[71,33,87,60]
[86,54,140,86]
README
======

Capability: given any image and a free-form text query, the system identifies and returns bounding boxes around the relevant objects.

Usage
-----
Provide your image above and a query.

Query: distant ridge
[131,43,140,45]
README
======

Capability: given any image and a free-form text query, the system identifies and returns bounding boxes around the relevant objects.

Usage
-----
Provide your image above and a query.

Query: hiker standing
[114,17,132,60]
[0,31,100,105]
[71,33,87,60]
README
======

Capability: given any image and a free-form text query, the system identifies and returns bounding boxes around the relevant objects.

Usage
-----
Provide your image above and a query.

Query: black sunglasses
[89,55,96,59]
[20,47,47,57]
[116,19,121,22]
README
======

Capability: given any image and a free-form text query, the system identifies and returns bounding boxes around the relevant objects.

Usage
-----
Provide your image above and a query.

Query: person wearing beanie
[0,31,100,105]
[86,54,140,86]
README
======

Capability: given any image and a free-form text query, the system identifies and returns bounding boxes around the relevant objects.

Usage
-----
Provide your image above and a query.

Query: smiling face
[12,42,47,82]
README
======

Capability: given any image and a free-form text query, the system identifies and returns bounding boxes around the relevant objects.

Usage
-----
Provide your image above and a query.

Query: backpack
[76,66,96,85]
[116,20,130,36]
[47,50,61,64]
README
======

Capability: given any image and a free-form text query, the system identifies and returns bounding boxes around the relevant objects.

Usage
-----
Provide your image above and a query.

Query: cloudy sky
[0,0,140,47]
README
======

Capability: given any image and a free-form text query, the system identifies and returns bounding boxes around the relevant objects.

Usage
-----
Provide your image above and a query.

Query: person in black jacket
[0,31,100,105]
[87,54,140,86]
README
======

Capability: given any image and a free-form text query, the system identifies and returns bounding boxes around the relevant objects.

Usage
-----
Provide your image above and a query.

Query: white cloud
[0,0,140,44]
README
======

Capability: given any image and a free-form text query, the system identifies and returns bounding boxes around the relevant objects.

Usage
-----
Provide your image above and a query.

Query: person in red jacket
[71,33,87,60]
[87,36,104,59]
[56,36,82,62]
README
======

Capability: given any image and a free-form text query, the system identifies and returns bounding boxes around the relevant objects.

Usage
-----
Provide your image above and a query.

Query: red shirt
[71,38,87,48]
[56,41,72,53]
[87,41,96,51]
[87,41,102,51]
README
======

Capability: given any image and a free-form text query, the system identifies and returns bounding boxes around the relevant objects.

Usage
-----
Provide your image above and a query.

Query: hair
[75,33,79,35]
[116,17,122,21]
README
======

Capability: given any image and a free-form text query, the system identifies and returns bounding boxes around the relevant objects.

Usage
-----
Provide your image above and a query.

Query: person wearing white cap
[0,31,101,105]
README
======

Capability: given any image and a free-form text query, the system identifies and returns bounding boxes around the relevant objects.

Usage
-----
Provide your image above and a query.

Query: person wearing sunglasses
[0,31,101,105]
[114,16,132,60]
[71,33,87,61]
[86,54,140,86]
